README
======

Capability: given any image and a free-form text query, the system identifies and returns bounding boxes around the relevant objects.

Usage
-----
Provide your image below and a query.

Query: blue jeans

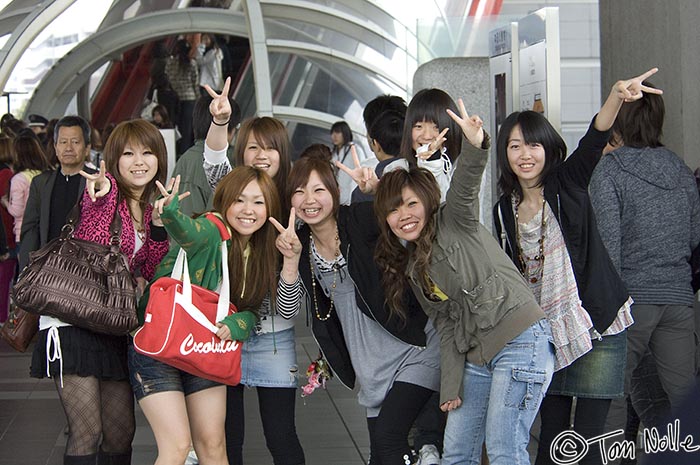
[443,319,555,465]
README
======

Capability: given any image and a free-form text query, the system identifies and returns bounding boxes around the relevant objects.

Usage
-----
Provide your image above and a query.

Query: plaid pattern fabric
[165,57,198,101]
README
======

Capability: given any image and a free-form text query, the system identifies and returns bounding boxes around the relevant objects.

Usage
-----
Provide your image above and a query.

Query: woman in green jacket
[128,166,283,465]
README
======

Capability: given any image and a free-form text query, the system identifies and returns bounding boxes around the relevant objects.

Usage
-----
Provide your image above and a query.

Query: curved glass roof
[0,1,601,156]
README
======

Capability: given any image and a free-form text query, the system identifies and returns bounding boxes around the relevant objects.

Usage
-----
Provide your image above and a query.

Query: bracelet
[212,118,230,127]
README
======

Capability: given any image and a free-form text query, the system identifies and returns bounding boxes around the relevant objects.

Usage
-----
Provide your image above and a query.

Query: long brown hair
[234,117,292,199]
[374,167,440,318]
[103,119,167,211]
[13,135,50,172]
[212,166,281,314]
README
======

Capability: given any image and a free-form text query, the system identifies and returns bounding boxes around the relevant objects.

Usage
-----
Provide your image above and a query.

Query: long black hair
[496,111,567,199]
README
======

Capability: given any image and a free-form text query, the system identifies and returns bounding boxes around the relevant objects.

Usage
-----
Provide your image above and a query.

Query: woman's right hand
[270,207,301,260]
[440,397,462,412]
[153,175,190,218]
[335,145,379,194]
[79,160,111,202]
[204,76,232,125]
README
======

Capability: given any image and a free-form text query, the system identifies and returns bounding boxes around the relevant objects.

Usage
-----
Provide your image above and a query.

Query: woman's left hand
[611,67,663,102]
[153,175,191,222]
[215,322,231,341]
[440,397,462,412]
[446,98,484,148]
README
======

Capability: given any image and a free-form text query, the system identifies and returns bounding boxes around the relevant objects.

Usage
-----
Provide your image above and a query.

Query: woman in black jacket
[273,155,440,465]
[493,68,659,465]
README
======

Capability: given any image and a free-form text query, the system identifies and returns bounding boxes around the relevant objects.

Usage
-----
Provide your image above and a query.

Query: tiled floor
[0,321,371,465]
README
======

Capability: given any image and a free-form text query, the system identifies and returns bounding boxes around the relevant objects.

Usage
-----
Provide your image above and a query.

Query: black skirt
[30,326,129,381]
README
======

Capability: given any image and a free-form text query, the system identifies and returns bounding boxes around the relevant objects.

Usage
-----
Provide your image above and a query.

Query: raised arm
[270,208,303,318]
[443,99,488,230]
[595,67,662,132]
[203,77,233,191]
[153,176,224,257]
[560,68,663,188]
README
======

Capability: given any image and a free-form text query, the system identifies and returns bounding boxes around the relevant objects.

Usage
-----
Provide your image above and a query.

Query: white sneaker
[416,444,440,465]
[184,448,198,465]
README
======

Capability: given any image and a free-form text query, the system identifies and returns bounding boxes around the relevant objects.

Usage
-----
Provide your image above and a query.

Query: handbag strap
[170,213,231,322]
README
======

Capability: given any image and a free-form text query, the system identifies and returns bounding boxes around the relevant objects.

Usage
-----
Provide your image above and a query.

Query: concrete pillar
[599,0,700,170]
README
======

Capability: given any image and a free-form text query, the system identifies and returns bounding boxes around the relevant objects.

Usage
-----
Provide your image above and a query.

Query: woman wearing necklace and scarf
[273,153,440,465]
[493,68,661,465]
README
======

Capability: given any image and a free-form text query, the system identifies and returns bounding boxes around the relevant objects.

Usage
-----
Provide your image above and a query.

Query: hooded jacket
[589,145,700,306]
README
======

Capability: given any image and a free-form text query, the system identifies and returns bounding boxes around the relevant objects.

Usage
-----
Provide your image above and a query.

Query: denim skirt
[547,331,626,398]
[240,327,299,388]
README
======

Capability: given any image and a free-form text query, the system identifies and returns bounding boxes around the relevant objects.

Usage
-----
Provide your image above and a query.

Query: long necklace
[514,193,547,284]
[129,206,146,242]
[309,229,340,321]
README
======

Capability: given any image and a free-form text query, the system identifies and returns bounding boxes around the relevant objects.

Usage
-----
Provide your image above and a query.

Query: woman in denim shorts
[203,79,305,465]
[129,163,285,465]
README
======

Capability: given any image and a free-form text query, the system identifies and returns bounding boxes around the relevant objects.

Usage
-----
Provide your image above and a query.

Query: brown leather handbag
[0,306,39,352]
[12,202,138,335]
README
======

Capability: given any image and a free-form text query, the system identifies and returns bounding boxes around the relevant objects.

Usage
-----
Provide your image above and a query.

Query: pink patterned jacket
[73,173,169,281]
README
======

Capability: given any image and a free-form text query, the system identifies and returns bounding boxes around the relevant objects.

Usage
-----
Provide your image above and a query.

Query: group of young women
[30,67,663,465]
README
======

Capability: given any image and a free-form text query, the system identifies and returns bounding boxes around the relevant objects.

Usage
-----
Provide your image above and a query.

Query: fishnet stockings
[55,376,135,457]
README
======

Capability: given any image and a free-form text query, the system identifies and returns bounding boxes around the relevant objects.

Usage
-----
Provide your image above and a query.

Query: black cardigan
[494,120,629,334]
[298,202,428,389]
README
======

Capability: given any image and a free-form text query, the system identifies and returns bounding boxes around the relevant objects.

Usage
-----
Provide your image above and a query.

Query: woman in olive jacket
[374,97,554,465]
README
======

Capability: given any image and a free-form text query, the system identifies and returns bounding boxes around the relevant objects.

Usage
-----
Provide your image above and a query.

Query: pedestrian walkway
[0,320,371,465]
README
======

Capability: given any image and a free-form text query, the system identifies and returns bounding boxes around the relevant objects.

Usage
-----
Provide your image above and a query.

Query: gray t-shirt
[312,251,440,417]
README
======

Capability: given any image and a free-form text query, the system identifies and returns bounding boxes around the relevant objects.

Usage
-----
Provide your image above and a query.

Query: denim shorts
[127,340,221,401]
[240,327,299,387]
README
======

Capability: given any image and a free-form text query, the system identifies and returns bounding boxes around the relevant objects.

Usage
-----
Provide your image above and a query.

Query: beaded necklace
[309,229,340,321]
[514,193,547,284]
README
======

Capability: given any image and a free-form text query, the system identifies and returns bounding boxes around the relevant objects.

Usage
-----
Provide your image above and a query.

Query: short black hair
[192,94,241,140]
[363,95,407,132]
[330,121,353,144]
[614,81,664,148]
[368,110,404,156]
[496,111,567,199]
[54,115,91,146]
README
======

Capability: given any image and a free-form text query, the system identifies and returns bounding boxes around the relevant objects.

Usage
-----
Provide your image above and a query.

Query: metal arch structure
[248,0,411,117]
[18,0,415,133]
[0,0,75,93]
[241,0,273,117]
[266,39,405,90]
[25,8,250,118]
[260,0,403,59]
[273,104,366,137]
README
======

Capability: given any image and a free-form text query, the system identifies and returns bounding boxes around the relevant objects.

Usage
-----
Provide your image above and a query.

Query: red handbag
[133,214,241,385]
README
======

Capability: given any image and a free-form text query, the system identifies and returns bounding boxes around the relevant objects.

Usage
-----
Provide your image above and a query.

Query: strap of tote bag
[170,239,230,334]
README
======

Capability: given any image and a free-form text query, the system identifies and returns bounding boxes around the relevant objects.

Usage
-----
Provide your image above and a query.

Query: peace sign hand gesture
[446,98,484,149]
[335,145,379,195]
[270,208,302,283]
[153,175,191,222]
[79,160,111,202]
[204,76,232,124]
[269,208,301,260]
[416,127,449,160]
[612,67,663,102]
